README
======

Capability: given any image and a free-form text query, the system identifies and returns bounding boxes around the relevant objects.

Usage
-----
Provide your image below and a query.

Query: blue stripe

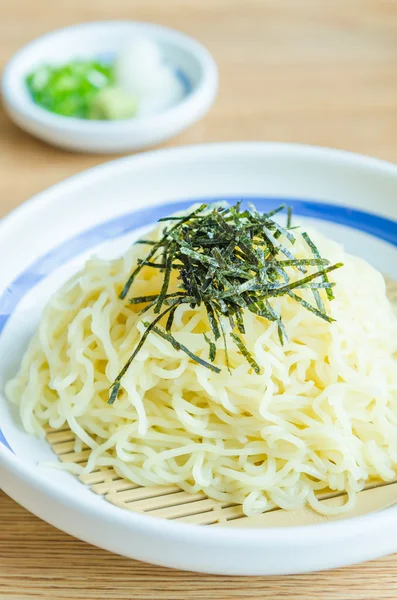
[0,428,12,452]
[1,196,396,452]
[176,68,192,94]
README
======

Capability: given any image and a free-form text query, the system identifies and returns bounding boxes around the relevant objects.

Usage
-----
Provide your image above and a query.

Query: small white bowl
[1,21,218,153]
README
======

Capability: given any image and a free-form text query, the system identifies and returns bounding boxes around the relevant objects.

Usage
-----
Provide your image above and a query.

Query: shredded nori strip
[108,202,343,403]
[149,325,221,373]
[204,333,217,362]
[119,204,207,300]
[109,304,176,404]
[302,231,335,301]
[230,332,261,374]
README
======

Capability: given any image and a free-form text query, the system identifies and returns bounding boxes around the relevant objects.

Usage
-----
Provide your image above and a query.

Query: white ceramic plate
[1,21,218,153]
[0,142,397,575]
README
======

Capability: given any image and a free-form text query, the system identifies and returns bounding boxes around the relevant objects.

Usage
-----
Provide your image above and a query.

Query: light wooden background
[1,1,397,598]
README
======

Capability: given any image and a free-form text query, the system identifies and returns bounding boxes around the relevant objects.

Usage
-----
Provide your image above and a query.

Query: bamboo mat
[47,423,397,527]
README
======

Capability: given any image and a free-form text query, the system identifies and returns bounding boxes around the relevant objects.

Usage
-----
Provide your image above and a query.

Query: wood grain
[2,492,397,600]
[1,0,397,598]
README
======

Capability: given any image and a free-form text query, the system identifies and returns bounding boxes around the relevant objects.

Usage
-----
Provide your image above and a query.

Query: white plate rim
[1,141,397,575]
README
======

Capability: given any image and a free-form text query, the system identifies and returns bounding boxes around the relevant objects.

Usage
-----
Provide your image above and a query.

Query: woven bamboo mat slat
[46,427,397,526]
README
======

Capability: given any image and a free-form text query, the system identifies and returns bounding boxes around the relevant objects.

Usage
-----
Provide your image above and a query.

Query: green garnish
[25,61,137,120]
[109,203,343,404]
[88,86,138,120]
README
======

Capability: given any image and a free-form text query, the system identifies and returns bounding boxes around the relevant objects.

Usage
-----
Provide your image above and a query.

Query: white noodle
[6,215,397,517]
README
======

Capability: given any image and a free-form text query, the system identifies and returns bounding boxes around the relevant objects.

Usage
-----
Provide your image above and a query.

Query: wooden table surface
[1,1,397,598]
